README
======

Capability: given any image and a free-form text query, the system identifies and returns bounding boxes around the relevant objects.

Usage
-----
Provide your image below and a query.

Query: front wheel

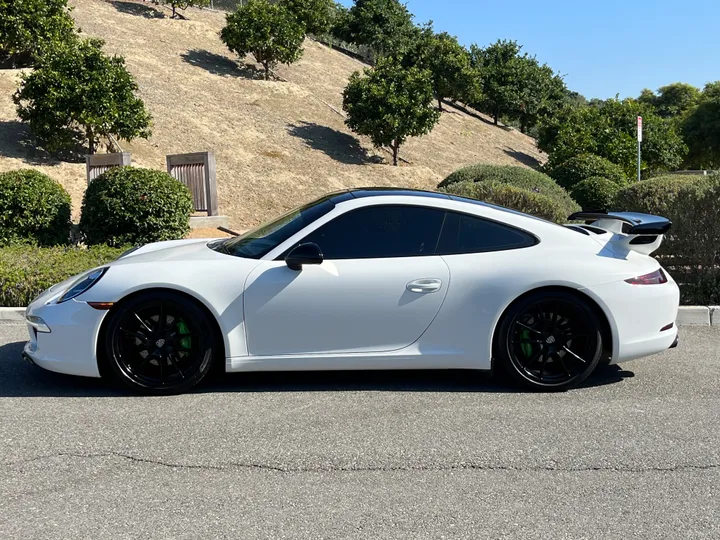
[496,291,603,391]
[102,291,218,395]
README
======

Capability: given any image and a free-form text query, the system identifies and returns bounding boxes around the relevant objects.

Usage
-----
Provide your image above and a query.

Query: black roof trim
[330,187,452,202]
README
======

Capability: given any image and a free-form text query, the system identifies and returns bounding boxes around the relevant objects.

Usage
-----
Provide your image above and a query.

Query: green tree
[13,38,152,155]
[343,57,440,165]
[279,0,335,35]
[342,0,416,58]
[158,0,210,19]
[221,0,305,80]
[538,98,687,177]
[682,82,720,169]
[638,82,701,119]
[511,56,567,134]
[469,39,525,126]
[404,29,473,111]
[0,0,75,66]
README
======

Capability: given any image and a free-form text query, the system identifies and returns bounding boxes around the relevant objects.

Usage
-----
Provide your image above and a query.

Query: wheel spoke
[156,302,165,333]
[562,345,587,364]
[512,339,543,344]
[516,322,541,334]
[121,328,149,345]
[557,353,572,377]
[167,353,185,379]
[133,312,153,333]
[537,353,546,380]
[521,348,543,368]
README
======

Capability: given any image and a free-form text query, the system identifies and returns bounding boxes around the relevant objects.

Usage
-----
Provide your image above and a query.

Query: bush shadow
[503,147,543,169]
[0,120,92,164]
[287,121,381,165]
[181,49,264,79]
[0,340,633,398]
[110,0,166,19]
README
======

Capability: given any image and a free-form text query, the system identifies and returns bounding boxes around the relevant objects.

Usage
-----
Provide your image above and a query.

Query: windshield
[211,192,349,259]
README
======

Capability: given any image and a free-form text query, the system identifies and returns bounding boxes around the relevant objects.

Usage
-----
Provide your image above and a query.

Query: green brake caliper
[176,319,192,350]
[520,328,532,358]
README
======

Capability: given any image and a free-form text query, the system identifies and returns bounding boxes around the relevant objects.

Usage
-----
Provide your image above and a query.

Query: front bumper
[23,298,107,378]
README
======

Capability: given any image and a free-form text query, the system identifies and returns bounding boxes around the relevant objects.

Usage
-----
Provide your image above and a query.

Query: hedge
[438,164,580,216]
[80,166,193,247]
[613,174,705,217]
[571,176,622,211]
[440,180,567,224]
[0,245,125,307]
[0,169,72,246]
[546,154,627,191]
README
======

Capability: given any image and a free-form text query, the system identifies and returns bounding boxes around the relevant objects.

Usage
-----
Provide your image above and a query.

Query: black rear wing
[568,211,672,235]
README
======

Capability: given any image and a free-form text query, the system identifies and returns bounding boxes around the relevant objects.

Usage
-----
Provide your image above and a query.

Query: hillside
[0,0,546,230]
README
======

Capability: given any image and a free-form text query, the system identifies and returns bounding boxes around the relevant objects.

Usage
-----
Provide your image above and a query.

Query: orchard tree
[538,98,687,177]
[279,0,336,35]
[682,81,720,169]
[343,58,440,165]
[404,29,473,111]
[158,0,210,19]
[221,0,305,80]
[469,40,525,125]
[0,0,75,66]
[342,0,416,58]
[511,57,567,134]
[13,38,152,155]
[638,82,701,120]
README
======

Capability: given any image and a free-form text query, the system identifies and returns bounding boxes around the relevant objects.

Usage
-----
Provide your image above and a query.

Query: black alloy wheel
[497,291,602,391]
[103,291,218,395]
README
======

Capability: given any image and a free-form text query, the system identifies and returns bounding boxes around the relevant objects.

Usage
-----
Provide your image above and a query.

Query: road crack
[4,452,720,474]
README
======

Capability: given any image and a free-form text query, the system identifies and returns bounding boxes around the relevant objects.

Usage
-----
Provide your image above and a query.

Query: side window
[436,211,537,255]
[299,205,446,259]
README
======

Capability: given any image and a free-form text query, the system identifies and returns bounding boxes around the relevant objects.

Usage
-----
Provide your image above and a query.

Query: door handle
[406,278,443,294]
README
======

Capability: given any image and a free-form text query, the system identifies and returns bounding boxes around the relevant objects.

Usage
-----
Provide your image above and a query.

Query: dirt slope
[0,0,546,229]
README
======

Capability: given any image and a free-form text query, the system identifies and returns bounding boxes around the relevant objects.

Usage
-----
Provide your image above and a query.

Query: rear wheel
[102,291,218,395]
[496,291,602,391]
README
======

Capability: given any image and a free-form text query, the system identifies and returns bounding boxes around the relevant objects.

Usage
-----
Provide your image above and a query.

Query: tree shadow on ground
[110,0,166,19]
[503,147,543,169]
[0,120,66,165]
[0,339,634,398]
[287,121,382,165]
[181,49,265,79]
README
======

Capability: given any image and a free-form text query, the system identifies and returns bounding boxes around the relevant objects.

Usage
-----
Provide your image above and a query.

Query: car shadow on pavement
[0,340,634,397]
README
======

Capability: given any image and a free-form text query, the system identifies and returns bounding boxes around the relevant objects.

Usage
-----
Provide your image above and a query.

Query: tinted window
[298,205,446,259]
[436,212,537,255]
[211,192,352,259]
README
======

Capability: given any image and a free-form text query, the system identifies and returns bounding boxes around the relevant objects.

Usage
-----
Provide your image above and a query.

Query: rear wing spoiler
[568,211,672,235]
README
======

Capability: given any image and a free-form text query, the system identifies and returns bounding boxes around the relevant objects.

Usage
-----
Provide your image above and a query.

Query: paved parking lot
[1,323,718,539]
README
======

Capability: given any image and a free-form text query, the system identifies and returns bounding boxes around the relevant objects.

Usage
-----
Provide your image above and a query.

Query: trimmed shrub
[546,154,627,190]
[613,174,705,217]
[80,167,193,247]
[439,164,579,216]
[0,244,125,307]
[571,176,622,211]
[440,181,567,224]
[0,169,72,246]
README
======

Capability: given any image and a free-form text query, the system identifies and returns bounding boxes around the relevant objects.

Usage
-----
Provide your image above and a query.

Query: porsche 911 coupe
[23,188,679,394]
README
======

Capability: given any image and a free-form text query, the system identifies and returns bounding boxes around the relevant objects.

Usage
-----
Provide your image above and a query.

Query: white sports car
[23,188,679,394]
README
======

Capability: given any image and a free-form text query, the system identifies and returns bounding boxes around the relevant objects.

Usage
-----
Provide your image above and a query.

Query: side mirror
[285,242,323,271]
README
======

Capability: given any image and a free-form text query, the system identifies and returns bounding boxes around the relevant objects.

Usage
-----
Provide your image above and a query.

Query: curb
[2,306,720,326]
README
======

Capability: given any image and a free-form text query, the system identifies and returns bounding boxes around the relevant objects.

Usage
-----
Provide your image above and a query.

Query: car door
[243,204,451,356]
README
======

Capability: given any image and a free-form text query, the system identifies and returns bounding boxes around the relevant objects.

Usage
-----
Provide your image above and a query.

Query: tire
[496,291,602,391]
[102,291,219,395]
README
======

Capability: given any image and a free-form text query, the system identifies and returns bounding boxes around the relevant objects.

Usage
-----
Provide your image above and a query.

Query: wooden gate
[166,152,219,216]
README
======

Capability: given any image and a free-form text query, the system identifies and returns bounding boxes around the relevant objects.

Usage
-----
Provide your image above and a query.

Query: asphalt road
[0,323,718,539]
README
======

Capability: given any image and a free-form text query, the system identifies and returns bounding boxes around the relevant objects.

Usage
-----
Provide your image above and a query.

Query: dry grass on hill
[0,0,546,230]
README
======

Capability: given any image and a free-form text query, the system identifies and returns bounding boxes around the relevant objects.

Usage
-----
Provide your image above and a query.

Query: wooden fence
[166,151,219,216]
[85,152,131,183]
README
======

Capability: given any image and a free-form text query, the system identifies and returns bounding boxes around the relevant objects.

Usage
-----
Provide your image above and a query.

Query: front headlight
[57,267,108,304]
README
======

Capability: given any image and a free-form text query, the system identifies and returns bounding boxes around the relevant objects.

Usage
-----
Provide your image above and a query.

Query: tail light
[625,268,668,285]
